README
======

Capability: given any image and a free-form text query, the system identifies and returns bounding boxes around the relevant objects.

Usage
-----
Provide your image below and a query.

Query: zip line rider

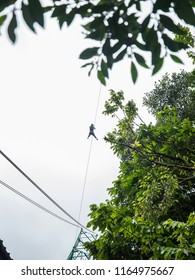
[87,124,98,140]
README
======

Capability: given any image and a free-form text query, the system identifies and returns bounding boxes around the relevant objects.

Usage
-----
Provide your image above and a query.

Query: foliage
[0,1,194,84]
[174,24,195,64]
[85,79,195,259]
[143,70,195,120]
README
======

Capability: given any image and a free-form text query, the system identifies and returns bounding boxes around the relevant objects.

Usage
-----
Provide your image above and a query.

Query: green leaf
[97,70,106,86]
[114,48,126,63]
[51,5,66,18]
[102,38,112,57]
[162,34,179,52]
[43,6,53,13]
[0,0,16,13]
[112,41,123,54]
[170,54,184,64]
[134,52,149,68]
[135,1,141,11]
[141,15,150,29]
[152,58,164,75]
[131,62,138,83]
[135,41,147,51]
[143,27,158,51]
[66,9,76,26]
[77,3,93,18]
[174,0,195,26]
[101,59,109,78]
[152,43,161,66]
[58,16,67,29]
[79,47,99,59]
[7,12,17,43]
[160,15,185,35]
[22,2,35,32]
[28,0,44,28]
[85,29,104,41]
[153,0,172,12]
[0,15,6,27]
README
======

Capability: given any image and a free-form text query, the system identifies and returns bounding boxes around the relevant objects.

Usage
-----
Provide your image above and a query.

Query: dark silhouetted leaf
[77,3,93,18]
[8,12,17,43]
[86,29,105,41]
[131,61,138,83]
[162,34,187,52]
[43,6,53,13]
[174,0,195,26]
[79,47,99,59]
[160,15,185,35]
[51,5,66,18]
[153,0,172,12]
[134,52,149,68]
[112,41,123,54]
[152,43,161,66]
[28,0,44,28]
[0,0,16,13]
[114,48,127,63]
[102,38,112,56]
[135,1,141,11]
[101,59,109,78]
[152,58,164,75]
[141,15,150,29]
[143,27,158,51]
[97,70,106,86]
[135,41,147,51]
[66,9,76,26]
[170,54,184,64]
[22,2,35,32]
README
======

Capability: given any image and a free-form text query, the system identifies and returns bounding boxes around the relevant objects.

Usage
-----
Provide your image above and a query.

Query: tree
[174,24,195,64]
[143,70,195,120]
[85,82,195,260]
[0,0,194,84]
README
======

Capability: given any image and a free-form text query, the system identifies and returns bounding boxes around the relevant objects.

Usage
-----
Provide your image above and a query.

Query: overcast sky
[0,9,193,260]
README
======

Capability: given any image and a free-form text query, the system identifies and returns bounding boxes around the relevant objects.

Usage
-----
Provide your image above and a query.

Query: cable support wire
[0,149,94,234]
[76,84,102,235]
[0,179,81,228]
[93,84,102,126]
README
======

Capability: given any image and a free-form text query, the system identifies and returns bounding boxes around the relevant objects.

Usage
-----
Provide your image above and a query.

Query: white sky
[0,10,194,260]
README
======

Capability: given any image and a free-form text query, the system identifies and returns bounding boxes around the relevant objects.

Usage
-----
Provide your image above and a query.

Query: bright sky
[0,10,193,260]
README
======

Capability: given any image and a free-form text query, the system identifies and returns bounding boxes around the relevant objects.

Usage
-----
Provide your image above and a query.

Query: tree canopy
[85,69,195,260]
[0,0,194,84]
[143,69,195,120]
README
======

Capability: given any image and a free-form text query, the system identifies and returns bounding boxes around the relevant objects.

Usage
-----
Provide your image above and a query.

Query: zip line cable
[0,149,94,234]
[0,179,81,228]
[0,85,102,236]
[76,84,102,235]
[93,84,102,126]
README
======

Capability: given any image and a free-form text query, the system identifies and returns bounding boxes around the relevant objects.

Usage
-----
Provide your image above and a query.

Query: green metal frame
[67,228,97,260]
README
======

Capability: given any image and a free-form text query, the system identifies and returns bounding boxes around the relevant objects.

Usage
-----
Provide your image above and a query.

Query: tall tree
[0,0,194,84]
[85,78,195,259]
[143,70,195,120]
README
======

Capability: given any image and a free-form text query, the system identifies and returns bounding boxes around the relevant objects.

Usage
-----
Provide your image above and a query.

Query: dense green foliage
[0,0,194,83]
[174,25,195,64]
[85,71,195,259]
[143,70,195,120]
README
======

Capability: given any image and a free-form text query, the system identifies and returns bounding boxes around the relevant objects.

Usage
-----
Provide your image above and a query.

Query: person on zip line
[87,124,98,140]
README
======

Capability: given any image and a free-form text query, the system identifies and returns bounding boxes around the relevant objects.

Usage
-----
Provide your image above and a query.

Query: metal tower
[67,228,97,260]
